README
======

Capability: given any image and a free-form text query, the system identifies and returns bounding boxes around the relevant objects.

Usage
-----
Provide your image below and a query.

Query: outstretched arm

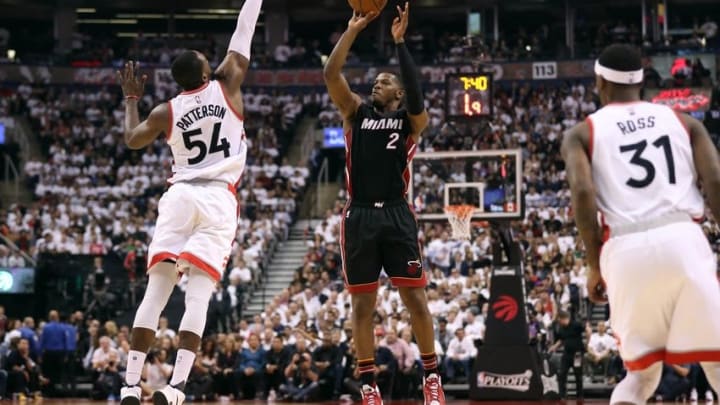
[215,0,263,93]
[392,2,428,143]
[117,61,168,149]
[323,11,378,120]
[682,113,720,221]
[561,121,605,303]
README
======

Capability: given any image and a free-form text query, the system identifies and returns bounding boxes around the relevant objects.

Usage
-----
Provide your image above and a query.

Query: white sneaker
[152,385,186,405]
[120,386,142,405]
[705,390,714,403]
[691,388,699,402]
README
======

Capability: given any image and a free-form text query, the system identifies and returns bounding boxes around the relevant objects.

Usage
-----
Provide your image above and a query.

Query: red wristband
[125,95,139,100]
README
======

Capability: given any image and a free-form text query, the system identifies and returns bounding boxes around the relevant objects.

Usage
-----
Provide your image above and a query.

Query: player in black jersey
[323,3,445,405]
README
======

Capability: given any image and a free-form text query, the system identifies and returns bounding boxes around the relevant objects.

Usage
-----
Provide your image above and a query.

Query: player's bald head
[171,50,211,91]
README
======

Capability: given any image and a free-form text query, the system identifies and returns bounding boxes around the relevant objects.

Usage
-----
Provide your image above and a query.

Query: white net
[444,205,475,240]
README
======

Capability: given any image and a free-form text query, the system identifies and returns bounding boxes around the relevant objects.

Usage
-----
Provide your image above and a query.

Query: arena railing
[2,153,19,200]
[0,233,36,268]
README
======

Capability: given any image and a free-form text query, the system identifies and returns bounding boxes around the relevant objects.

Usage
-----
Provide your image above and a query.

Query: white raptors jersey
[167,80,247,185]
[589,101,704,229]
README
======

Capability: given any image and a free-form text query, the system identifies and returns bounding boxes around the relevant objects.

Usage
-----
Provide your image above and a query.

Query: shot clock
[445,73,493,120]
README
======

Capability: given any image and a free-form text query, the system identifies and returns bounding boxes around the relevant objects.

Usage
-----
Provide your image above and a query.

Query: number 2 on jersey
[182,122,231,164]
[386,132,400,150]
[619,134,676,188]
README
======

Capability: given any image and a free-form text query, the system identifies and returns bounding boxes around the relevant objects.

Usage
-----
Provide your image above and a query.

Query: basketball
[347,0,387,15]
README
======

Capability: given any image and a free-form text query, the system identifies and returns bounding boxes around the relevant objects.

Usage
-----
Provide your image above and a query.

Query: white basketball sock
[170,349,196,387]
[125,350,147,386]
[610,362,662,405]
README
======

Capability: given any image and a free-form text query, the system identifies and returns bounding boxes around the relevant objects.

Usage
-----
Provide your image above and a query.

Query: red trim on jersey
[623,349,720,371]
[344,129,353,198]
[666,350,720,365]
[402,137,417,195]
[390,272,427,288]
[178,252,221,281]
[586,116,595,162]
[346,281,380,294]
[624,349,665,371]
[673,110,691,139]
[599,210,610,243]
[147,251,178,270]
[166,101,174,142]
[218,82,245,121]
[180,81,210,95]
[180,80,210,96]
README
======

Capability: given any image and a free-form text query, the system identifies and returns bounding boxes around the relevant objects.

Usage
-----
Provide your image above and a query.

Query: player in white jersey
[116,1,262,405]
[563,44,720,405]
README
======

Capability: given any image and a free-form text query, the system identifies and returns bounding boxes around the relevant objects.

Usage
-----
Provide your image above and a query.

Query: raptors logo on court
[492,295,519,322]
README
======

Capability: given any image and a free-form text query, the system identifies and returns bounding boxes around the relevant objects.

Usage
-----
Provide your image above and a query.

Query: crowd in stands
[0,76,313,325]
[0,13,719,399]
[2,13,718,67]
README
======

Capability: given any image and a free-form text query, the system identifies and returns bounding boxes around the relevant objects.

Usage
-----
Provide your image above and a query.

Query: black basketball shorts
[340,199,426,293]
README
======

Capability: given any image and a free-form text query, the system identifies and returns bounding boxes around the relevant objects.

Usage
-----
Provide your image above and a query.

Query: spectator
[91,336,118,376]
[280,351,320,401]
[549,311,585,400]
[141,349,173,397]
[18,317,39,361]
[155,317,176,339]
[655,363,691,401]
[39,310,66,396]
[185,340,217,401]
[235,333,266,399]
[214,336,238,399]
[5,338,44,399]
[443,328,476,383]
[585,321,617,382]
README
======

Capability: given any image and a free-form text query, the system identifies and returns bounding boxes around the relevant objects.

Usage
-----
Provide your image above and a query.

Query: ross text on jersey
[176,104,227,131]
[360,117,404,131]
[616,115,655,135]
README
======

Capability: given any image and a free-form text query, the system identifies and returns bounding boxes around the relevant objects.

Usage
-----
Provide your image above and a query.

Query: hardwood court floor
[34,400,605,404]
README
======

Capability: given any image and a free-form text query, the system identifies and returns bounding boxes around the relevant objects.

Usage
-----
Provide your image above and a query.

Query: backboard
[408,149,523,221]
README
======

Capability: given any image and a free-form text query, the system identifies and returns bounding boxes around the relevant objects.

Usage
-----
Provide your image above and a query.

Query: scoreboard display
[445,73,493,120]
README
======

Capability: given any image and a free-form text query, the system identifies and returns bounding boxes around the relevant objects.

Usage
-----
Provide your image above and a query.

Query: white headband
[594,60,644,84]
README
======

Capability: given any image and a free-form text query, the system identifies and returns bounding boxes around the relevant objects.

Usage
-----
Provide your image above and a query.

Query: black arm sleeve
[396,42,425,115]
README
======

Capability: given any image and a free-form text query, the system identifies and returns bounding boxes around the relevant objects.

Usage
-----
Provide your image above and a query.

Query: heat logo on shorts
[492,295,518,322]
[477,370,532,392]
[406,260,422,275]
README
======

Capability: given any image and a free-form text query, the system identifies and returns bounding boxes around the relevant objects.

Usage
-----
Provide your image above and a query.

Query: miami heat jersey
[588,101,704,228]
[167,80,247,185]
[345,104,416,202]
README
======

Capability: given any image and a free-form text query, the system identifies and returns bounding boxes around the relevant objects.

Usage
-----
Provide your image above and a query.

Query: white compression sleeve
[228,0,263,60]
[178,267,216,336]
[132,262,177,330]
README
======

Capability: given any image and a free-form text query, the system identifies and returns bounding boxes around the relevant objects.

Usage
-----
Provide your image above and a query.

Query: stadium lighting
[76,8,96,13]
[77,19,138,24]
[187,8,237,14]
[7,49,15,61]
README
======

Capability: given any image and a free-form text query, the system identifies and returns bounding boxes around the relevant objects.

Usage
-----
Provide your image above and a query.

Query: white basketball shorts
[147,182,238,281]
[600,221,720,371]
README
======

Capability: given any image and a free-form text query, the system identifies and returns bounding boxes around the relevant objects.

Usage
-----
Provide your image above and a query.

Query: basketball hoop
[444,205,475,240]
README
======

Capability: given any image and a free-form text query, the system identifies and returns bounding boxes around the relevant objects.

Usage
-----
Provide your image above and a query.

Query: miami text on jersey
[360,117,404,131]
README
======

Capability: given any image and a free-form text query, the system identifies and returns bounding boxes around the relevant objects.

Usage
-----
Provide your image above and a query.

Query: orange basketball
[347,0,388,15]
